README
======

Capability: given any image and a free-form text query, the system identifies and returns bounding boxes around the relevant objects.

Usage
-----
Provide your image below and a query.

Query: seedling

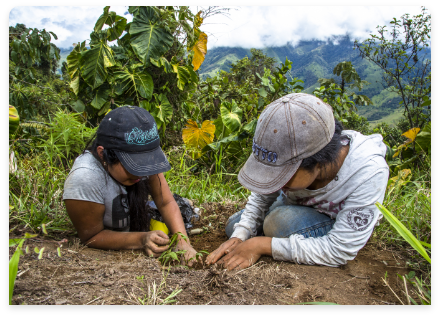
[157,232,210,267]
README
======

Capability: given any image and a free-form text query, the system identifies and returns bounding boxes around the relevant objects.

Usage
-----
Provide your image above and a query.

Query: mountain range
[199,36,430,125]
[57,35,430,125]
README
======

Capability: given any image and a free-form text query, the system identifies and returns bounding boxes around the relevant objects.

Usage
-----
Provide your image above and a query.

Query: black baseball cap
[96,106,171,177]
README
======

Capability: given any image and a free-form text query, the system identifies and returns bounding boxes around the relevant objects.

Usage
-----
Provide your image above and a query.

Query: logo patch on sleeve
[347,208,374,231]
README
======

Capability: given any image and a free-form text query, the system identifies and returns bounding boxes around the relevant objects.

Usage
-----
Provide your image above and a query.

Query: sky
[8,4,428,49]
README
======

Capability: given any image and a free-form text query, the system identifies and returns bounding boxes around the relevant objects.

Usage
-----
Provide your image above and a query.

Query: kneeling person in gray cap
[206,93,389,269]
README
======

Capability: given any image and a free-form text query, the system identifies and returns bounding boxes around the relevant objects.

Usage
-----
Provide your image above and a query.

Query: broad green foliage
[129,7,174,64]
[9,24,69,119]
[9,232,37,305]
[114,66,154,102]
[314,61,372,123]
[80,40,115,90]
[67,6,209,128]
[151,93,173,131]
[376,202,430,264]
[9,105,20,135]
[220,100,242,133]
[355,8,431,129]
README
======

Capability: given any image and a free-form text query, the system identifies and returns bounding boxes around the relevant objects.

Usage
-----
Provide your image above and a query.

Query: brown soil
[10,202,417,305]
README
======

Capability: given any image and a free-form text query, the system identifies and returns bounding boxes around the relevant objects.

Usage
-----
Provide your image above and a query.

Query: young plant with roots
[157,232,209,267]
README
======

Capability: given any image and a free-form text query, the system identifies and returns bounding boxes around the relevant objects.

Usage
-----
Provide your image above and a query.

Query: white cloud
[200,6,426,49]
[8,5,427,49]
[9,6,132,48]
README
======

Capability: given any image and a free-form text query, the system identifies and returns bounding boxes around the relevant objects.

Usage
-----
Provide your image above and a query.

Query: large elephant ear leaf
[9,105,20,135]
[243,118,257,134]
[91,85,111,110]
[172,65,193,90]
[107,16,127,41]
[220,100,242,133]
[94,6,110,32]
[191,32,207,71]
[114,68,154,102]
[66,44,83,95]
[154,94,173,124]
[182,119,215,159]
[129,6,174,65]
[80,42,115,90]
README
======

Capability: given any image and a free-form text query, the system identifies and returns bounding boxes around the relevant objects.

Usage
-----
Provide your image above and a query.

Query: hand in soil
[205,237,242,265]
[175,240,198,266]
[142,230,170,257]
[217,237,272,271]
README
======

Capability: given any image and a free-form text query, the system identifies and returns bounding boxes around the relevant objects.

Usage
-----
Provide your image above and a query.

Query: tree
[9,23,69,119]
[314,61,372,123]
[67,6,211,131]
[354,7,431,129]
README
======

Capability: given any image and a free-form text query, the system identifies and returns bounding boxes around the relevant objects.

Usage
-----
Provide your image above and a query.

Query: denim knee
[263,205,335,238]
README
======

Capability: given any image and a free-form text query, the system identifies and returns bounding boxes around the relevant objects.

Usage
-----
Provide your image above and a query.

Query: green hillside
[56,36,429,125]
[198,36,411,124]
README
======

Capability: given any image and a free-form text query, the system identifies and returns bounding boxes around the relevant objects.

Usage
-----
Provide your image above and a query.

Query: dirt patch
[10,202,417,305]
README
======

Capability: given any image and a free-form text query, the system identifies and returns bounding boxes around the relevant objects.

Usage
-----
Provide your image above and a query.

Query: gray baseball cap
[238,93,335,194]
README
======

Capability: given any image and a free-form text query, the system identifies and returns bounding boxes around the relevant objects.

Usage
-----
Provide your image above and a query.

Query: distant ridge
[199,35,430,124]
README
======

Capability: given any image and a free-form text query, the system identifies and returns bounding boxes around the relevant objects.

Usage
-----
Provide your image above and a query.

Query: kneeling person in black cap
[63,106,197,262]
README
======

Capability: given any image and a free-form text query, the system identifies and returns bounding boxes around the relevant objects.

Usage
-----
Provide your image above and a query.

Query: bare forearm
[253,237,273,256]
[85,230,146,250]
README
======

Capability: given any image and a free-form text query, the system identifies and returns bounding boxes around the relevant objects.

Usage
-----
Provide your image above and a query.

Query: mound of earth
[10,202,415,305]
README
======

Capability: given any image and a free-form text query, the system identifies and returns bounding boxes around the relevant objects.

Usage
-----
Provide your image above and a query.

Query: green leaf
[80,41,115,90]
[91,85,111,110]
[258,87,267,97]
[170,252,179,261]
[139,100,151,111]
[153,94,173,124]
[94,6,110,33]
[71,99,85,113]
[114,67,154,102]
[173,65,191,90]
[9,105,20,135]
[375,202,430,263]
[107,16,127,41]
[415,122,430,155]
[9,238,22,247]
[243,119,257,134]
[220,100,242,133]
[66,44,84,95]
[38,247,45,260]
[419,241,431,249]
[129,6,174,65]
[97,101,112,116]
[11,51,19,64]
[9,246,22,304]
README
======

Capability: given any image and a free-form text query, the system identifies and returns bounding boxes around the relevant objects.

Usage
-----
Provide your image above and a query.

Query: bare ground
[10,202,416,305]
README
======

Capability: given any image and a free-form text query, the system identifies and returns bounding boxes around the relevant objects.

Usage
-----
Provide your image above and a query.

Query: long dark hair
[299,120,346,179]
[85,137,152,232]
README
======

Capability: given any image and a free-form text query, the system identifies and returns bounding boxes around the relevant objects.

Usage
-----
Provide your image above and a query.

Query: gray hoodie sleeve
[230,191,280,241]
[271,168,389,266]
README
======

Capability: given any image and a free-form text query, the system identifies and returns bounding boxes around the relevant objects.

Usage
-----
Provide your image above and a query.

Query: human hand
[142,230,170,257]
[218,237,272,271]
[175,240,198,266]
[205,237,243,265]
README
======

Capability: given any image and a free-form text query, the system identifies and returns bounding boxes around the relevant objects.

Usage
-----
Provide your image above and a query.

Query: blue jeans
[225,198,335,239]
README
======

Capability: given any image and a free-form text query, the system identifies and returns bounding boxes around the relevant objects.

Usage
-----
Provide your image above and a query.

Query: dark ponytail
[86,138,152,232]
[299,120,346,179]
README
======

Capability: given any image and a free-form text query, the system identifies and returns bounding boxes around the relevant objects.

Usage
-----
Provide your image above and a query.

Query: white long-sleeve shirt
[231,130,389,267]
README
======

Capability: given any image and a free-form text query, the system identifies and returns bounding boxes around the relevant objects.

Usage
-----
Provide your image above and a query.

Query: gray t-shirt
[63,151,130,231]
